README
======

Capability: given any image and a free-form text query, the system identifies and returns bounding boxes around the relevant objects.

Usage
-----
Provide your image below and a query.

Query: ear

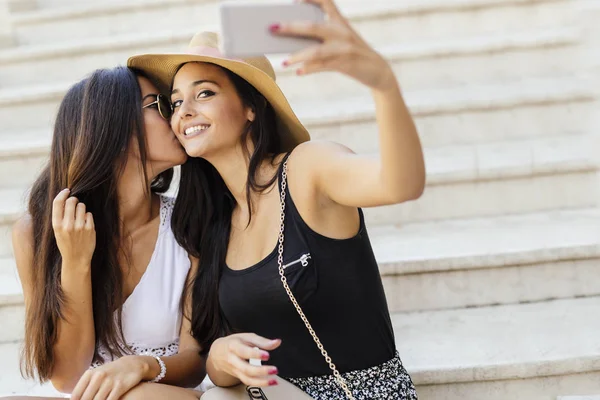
[246,106,256,122]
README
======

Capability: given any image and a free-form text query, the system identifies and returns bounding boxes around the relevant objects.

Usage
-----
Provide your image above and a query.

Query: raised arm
[276,0,425,208]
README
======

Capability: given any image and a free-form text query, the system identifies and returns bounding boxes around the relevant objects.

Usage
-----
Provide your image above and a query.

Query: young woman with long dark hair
[129,0,425,398]
[11,67,206,400]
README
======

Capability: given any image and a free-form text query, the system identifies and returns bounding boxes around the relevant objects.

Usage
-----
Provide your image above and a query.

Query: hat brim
[128,53,310,152]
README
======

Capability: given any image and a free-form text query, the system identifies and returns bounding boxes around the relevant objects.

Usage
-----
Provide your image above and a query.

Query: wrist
[136,355,159,381]
[61,259,92,274]
[206,345,219,373]
[371,60,397,93]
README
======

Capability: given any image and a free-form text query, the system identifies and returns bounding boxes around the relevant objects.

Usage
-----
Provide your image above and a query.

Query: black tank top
[219,153,396,378]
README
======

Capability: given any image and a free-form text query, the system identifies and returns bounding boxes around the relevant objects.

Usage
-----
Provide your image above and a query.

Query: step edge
[409,353,600,385]
[380,243,600,275]
[2,23,579,66]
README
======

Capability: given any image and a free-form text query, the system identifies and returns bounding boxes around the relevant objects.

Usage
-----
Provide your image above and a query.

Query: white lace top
[92,195,190,367]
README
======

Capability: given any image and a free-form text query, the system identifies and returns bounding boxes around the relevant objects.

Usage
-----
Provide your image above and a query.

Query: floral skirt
[286,352,418,400]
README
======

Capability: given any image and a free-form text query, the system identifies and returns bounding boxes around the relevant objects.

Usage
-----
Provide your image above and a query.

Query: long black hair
[23,66,173,381]
[172,66,280,354]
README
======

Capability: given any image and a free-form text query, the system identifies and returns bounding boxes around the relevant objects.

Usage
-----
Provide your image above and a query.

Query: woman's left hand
[70,355,153,400]
[275,0,395,91]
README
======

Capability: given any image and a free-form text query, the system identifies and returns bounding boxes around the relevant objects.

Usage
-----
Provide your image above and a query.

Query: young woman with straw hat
[128,0,425,398]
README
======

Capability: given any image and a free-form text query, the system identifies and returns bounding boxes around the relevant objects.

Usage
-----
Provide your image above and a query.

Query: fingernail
[282,60,289,67]
[63,188,70,192]
[260,351,270,361]
[269,379,278,386]
[296,69,305,76]
[269,367,278,375]
[269,24,281,33]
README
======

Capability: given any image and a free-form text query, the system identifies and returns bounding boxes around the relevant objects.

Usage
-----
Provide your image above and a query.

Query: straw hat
[127,31,310,151]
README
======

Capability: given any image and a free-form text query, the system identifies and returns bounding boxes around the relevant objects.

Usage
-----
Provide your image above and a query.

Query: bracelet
[148,355,166,383]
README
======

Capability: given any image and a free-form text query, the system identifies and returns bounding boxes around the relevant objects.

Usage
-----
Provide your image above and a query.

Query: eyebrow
[171,80,220,96]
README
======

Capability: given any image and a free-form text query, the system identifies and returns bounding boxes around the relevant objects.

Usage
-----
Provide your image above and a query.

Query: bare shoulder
[289,140,355,165]
[12,214,35,290]
[286,140,354,182]
[12,214,34,253]
[284,141,361,237]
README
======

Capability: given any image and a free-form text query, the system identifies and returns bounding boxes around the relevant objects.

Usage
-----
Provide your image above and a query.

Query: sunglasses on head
[142,94,173,120]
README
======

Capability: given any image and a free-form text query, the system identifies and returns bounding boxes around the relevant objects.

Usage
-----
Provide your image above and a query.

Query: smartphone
[220,1,326,58]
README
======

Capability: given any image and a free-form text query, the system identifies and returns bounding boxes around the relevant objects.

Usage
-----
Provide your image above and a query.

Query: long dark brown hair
[22,66,173,381]
[172,66,280,354]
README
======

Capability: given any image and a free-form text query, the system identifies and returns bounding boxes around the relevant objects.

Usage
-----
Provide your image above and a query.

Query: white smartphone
[220,1,326,58]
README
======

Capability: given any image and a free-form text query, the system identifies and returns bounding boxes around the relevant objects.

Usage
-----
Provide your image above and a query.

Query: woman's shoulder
[12,214,35,291]
[12,213,34,250]
[282,140,355,182]
[288,140,355,166]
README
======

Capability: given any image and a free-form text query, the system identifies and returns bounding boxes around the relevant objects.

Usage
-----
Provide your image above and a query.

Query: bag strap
[276,159,355,400]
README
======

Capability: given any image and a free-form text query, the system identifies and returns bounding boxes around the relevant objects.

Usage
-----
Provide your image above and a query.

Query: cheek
[213,102,250,140]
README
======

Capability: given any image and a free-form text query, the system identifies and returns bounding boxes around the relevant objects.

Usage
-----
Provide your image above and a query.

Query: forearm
[373,69,426,201]
[51,263,95,391]
[139,349,207,388]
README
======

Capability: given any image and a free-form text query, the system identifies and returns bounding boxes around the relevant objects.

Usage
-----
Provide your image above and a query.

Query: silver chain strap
[276,159,355,400]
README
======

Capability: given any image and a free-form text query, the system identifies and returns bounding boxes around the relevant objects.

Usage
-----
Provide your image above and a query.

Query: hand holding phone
[275,0,395,91]
[221,0,395,91]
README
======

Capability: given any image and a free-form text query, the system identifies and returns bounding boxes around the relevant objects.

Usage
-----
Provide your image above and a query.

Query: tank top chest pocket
[281,250,318,304]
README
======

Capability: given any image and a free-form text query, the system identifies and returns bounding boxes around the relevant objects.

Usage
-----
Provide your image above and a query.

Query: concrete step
[303,76,598,149]
[0,341,59,397]
[580,0,600,77]
[376,207,600,312]
[12,0,578,47]
[399,297,600,399]
[0,74,595,147]
[1,297,599,397]
[0,24,583,93]
[0,132,49,189]
[364,133,599,225]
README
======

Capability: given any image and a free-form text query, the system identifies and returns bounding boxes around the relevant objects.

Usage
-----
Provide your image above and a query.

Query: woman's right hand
[208,333,282,387]
[52,188,96,266]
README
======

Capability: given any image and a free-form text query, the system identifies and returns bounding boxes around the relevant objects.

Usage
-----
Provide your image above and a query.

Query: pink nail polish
[269,379,278,386]
[269,24,281,33]
[269,367,278,375]
[260,352,270,361]
[282,60,289,67]
[296,69,304,76]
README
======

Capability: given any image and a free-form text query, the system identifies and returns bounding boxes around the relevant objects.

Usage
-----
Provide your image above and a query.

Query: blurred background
[0,0,599,398]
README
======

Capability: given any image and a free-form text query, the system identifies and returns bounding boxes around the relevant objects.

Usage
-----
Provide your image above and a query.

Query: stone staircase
[0,0,599,398]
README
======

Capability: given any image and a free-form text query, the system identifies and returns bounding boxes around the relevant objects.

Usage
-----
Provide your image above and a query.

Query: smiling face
[135,76,187,174]
[169,62,255,159]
